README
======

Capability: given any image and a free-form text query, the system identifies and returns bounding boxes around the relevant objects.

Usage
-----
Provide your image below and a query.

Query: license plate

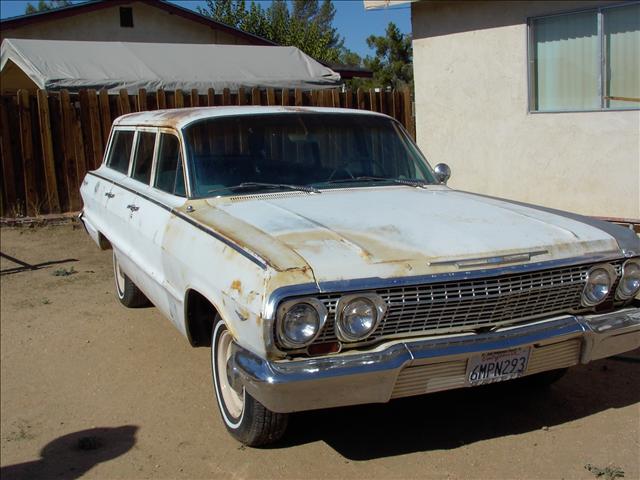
[466,347,531,386]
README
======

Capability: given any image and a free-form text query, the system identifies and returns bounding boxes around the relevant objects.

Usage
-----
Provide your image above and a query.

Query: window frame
[104,127,136,175]
[152,130,188,198]
[130,129,158,186]
[527,2,640,113]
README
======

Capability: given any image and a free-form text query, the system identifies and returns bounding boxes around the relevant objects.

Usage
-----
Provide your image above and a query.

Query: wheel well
[185,290,218,347]
[98,232,112,250]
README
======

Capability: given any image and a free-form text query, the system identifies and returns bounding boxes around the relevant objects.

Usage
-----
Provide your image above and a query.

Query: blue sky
[0,0,411,58]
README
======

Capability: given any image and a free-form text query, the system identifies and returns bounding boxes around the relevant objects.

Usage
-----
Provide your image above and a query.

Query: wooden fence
[0,87,415,217]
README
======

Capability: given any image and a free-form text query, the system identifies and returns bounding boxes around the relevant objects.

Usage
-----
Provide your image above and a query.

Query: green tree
[25,0,72,14]
[198,0,353,65]
[362,22,413,90]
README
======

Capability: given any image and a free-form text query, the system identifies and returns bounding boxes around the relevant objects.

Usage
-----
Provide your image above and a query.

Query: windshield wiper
[322,176,430,188]
[208,182,320,195]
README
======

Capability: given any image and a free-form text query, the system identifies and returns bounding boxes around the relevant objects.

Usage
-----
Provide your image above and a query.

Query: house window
[120,7,134,28]
[529,3,639,112]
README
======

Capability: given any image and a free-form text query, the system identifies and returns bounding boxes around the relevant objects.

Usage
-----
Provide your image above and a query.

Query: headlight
[277,298,327,349]
[335,294,387,342]
[582,264,616,306]
[616,259,640,300]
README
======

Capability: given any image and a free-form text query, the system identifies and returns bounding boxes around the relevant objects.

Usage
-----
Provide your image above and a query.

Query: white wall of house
[0,1,252,45]
[412,0,640,218]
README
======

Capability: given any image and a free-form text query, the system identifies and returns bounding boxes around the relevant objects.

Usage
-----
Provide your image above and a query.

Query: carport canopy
[0,38,341,93]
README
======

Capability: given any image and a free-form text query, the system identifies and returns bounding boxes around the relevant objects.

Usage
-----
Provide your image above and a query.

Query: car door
[123,130,188,327]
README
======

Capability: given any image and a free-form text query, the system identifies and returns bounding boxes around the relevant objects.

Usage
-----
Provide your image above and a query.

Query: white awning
[0,38,341,93]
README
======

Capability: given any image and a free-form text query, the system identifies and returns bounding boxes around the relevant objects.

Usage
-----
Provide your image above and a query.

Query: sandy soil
[1,224,639,480]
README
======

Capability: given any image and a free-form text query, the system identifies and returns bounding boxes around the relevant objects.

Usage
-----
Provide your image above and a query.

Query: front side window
[106,130,134,174]
[131,132,156,184]
[183,113,435,198]
[529,3,639,111]
[154,134,185,196]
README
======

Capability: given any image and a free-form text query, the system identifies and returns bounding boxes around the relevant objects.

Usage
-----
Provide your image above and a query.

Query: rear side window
[154,134,185,196]
[106,130,134,174]
[132,132,156,184]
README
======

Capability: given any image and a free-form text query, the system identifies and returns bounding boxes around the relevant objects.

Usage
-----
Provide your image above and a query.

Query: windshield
[183,113,435,197]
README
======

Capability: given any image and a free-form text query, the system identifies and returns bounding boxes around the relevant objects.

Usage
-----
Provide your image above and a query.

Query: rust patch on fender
[230,280,243,294]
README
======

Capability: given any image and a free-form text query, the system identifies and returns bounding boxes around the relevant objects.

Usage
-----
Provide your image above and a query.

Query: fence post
[98,89,111,145]
[60,90,83,211]
[251,87,260,105]
[118,89,130,115]
[369,89,378,112]
[294,89,302,106]
[207,88,215,106]
[222,88,231,106]
[137,88,148,111]
[17,90,38,216]
[403,88,414,139]
[36,89,61,213]
[86,89,103,168]
[175,89,184,108]
[190,89,199,107]
[0,98,17,216]
[238,87,246,106]
[356,88,365,110]
[266,88,276,106]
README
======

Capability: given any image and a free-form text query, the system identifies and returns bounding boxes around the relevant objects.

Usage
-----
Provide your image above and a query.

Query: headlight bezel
[616,258,640,300]
[582,263,617,307]
[335,293,387,343]
[276,298,328,349]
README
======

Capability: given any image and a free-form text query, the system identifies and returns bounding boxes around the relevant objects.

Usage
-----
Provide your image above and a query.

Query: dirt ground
[0,224,639,480]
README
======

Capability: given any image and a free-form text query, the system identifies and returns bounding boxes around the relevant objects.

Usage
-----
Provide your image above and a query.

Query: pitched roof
[0,0,276,46]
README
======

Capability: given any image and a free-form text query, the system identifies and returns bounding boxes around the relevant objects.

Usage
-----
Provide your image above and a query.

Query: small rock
[542,426,549,431]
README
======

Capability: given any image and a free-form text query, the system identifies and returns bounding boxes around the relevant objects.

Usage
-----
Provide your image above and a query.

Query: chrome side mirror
[434,163,451,185]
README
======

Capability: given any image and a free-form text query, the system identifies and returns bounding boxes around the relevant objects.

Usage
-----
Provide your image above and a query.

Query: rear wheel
[211,317,288,446]
[112,251,150,308]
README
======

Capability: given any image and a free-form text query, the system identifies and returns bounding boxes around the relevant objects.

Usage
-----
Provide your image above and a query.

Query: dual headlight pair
[582,258,640,306]
[276,293,387,349]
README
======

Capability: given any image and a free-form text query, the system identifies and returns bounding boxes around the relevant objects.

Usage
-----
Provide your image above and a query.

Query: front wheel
[211,317,288,446]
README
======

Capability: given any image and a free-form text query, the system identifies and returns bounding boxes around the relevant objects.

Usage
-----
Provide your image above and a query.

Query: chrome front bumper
[230,307,640,413]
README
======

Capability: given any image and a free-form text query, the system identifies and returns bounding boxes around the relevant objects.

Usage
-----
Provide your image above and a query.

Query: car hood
[192,186,626,284]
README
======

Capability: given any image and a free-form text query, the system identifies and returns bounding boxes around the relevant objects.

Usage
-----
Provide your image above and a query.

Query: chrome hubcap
[217,329,244,418]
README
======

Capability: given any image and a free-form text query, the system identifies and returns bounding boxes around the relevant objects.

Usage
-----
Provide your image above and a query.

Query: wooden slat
[356,88,365,109]
[369,89,378,112]
[86,89,103,167]
[392,90,399,120]
[251,87,260,105]
[59,90,82,211]
[17,90,37,216]
[157,89,166,109]
[403,88,414,139]
[36,89,60,213]
[175,89,184,108]
[237,87,246,106]
[0,98,17,215]
[222,88,231,106]
[294,88,303,106]
[331,89,340,108]
[207,88,215,106]
[78,90,96,173]
[280,88,289,106]
[191,89,199,107]
[98,89,111,145]
[118,89,130,115]
[137,88,147,111]
[266,88,276,106]
[344,89,352,109]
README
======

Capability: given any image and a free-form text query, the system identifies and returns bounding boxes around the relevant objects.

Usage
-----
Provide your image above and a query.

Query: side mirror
[434,163,451,185]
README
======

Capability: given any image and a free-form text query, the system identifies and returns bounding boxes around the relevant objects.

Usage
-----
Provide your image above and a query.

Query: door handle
[104,192,115,198]
[126,204,139,212]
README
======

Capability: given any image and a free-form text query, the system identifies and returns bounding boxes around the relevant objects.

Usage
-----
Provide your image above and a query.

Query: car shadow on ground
[0,425,138,480]
[277,356,639,460]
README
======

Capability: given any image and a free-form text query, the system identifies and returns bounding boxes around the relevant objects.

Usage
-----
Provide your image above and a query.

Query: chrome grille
[309,262,622,346]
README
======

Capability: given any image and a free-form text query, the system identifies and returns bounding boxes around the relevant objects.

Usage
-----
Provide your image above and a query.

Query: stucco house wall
[411,0,640,218]
[0,1,259,45]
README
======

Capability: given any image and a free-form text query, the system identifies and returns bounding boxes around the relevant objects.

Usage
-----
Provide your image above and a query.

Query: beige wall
[1,1,253,45]
[412,0,640,218]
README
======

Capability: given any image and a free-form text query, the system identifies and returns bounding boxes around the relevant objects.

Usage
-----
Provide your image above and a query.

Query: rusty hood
[195,186,626,283]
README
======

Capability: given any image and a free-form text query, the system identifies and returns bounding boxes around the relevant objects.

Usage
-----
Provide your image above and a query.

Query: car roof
[113,105,389,130]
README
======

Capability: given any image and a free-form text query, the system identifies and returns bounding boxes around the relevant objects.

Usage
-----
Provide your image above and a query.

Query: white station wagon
[80,106,640,446]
